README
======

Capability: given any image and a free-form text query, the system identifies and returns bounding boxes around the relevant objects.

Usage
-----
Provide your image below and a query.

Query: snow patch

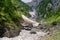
[21,0,32,3]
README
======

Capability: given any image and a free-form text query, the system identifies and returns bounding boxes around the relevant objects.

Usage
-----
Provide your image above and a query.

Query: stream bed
[0,30,47,40]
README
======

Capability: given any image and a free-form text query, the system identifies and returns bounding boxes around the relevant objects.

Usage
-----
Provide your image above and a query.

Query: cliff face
[51,0,60,11]
[26,0,42,8]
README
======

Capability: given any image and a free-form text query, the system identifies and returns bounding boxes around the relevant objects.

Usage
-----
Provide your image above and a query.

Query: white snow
[21,0,32,3]
[0,30,47,40]
[21,14,39,27]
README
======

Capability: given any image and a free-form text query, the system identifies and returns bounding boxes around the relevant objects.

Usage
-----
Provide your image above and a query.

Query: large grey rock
[3,25,22,38]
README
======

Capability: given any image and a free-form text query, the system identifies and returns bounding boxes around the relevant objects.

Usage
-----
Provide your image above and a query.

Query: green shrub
[0,0,30,29]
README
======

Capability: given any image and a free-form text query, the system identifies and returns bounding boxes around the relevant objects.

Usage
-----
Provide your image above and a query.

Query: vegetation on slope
[0,0,29,28]
[37,0,60,39]
[41,28,60,40]
[0,0,30,37]
[38,0,60,23]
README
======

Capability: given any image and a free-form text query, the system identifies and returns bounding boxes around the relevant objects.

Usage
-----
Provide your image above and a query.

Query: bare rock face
[51,0,60,11]
[27,0,42,8]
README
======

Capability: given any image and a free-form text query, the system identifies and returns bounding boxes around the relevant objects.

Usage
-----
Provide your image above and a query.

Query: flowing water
[29,9,36,21]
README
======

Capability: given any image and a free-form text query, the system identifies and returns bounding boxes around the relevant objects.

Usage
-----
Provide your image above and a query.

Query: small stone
[30,31,36,34]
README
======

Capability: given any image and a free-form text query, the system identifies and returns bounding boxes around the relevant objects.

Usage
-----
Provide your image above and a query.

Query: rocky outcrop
[3,26,21,38]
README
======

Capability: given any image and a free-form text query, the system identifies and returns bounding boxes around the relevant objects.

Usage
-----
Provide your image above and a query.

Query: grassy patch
[41,28,60,40]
